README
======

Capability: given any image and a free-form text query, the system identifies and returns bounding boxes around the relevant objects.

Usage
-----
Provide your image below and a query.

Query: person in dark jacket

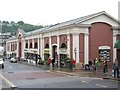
[113,59,119,78]
[103,59,108,73]
[52,58,55,68]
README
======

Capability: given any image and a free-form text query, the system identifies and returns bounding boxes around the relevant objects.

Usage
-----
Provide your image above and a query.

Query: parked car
[10,57,17,63]
[0,58,4,69]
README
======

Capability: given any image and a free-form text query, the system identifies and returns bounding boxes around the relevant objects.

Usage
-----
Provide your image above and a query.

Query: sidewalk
[18,61,120,81]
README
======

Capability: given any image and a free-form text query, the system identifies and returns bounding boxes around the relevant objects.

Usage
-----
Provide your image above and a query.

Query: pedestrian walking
[103,59,108,73]
[51,58,55,69]
[35,54,38,66]
[47,57,51,65]
[94,58,99,71]
[71,58,76,71]
[47,56,51,68]
[112,59,119,78]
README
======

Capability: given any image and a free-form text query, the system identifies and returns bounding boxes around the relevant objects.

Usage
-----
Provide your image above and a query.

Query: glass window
[29,43,32,48]
[25,43,28,48]
[99,49,110,61]
[34,42,38,49]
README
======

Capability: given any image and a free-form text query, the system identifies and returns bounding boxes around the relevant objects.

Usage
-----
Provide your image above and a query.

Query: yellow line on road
[0,75,16,88]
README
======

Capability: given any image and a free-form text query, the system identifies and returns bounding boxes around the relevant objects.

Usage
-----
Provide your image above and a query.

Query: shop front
[24,49,38,63]
[59,48,67,67]
[44,48,50,60]
[98,46,111,62]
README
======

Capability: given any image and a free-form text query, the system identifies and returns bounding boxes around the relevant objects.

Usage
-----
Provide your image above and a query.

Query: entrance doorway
[52,45,57,60]
[117,49,120,60]
[18,42,22,58]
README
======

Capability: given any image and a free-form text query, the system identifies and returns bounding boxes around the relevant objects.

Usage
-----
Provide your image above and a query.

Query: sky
[0,0,119,25]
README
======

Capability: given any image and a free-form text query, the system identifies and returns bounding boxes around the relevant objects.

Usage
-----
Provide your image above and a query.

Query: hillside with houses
[0,21,45,35]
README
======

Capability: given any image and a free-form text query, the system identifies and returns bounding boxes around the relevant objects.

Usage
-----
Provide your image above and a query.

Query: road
[0,59,119,90]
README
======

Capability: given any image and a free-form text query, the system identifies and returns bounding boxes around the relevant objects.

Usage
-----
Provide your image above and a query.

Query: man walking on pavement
[52,58,55,69]
[103,59,108,73]
[113,59,119,78]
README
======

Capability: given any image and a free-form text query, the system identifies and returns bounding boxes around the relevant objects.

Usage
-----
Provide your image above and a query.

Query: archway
[52,45,57,59]
[44,44,50,60]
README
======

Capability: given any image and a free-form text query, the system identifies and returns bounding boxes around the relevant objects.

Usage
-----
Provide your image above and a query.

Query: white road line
[0,75,16,88]
[9,66,13,69]
[81,81,90,83]
[96,84,107,88]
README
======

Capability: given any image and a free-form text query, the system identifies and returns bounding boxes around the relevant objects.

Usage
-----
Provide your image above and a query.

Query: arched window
[60,43,67,48]
[45,44,49,48]
[25,43,28,48]
[29,42,32,48]
[34,42,38,48]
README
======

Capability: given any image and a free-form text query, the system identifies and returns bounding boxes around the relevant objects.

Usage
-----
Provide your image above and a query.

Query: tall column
[32,38,34,49]
[84,33,89,64]
[40,35,44,60]
[57,35,60,67]
[72,33,79,63]
[49,36,52,58]
[16,41,18,57]
[67,34,70,58]
[113,33,117,62]
[38,38,40,55]
[21,38,25,58]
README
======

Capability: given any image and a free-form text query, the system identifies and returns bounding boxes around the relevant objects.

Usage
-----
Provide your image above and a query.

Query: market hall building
[6,11,120,68]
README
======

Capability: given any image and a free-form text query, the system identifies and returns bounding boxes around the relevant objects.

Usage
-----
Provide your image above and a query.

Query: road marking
[0,75,16,88]
[81,81,90,83]
[9,66,13,69]
[68,75,76,77]
[96,84,107,88]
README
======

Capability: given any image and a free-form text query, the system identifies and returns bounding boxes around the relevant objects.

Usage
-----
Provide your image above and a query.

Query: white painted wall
[72,33,79,63]
[81,14,118,26]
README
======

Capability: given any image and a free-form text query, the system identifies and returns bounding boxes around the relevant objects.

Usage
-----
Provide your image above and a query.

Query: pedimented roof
[17,11,119,37]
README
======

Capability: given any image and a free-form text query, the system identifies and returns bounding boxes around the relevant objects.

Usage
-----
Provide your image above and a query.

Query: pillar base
[75,63,83,70]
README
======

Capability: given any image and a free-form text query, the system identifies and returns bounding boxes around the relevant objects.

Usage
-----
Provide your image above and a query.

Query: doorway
[117,49,120,60]
[52,45,57,60]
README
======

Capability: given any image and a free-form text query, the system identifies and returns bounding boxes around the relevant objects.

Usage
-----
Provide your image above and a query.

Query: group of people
[85,58,100,71]
[46,56,120,78]
[47,56,76,71]
[87,58,119,78]
[47,57,55,69]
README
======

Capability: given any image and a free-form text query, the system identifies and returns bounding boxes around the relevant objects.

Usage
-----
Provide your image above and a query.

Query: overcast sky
[0,0,119,25]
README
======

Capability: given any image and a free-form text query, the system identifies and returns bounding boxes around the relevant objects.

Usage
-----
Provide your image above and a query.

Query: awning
[114,40,120,48]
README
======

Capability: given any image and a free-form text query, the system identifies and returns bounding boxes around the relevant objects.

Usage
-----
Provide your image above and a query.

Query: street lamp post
[74,47,76,61]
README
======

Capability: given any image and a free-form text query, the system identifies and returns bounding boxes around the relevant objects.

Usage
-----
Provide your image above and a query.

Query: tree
[2,21,9,25]
[10,21,15,25]
[17,21,24,25]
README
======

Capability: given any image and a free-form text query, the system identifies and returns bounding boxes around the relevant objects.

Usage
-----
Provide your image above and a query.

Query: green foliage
[19,24,44,32]
[44,59,48,65]
[1,20,45,34]
[64,57,72,63]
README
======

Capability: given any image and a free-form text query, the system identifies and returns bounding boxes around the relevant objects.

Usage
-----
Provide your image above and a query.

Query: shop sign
[59,48,67,54]
[44,48,49,54]
[24,49,38,54]
[24,49,28,52]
